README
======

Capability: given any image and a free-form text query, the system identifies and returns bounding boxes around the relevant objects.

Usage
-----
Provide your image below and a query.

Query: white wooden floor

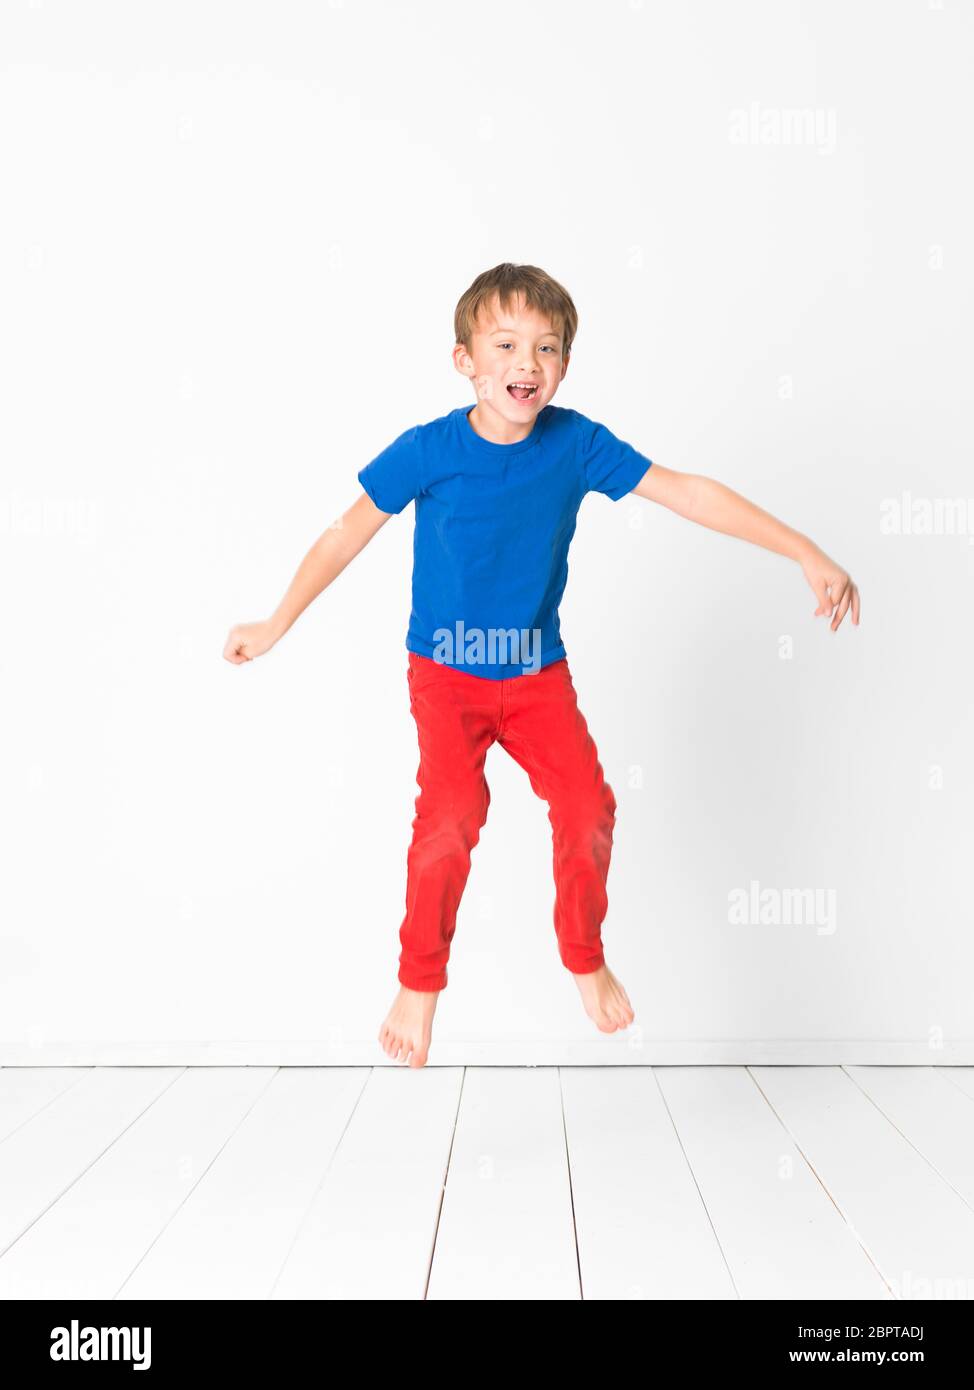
[1,1065,973,1300]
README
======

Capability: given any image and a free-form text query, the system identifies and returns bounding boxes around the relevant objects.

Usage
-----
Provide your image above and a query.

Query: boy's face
[454,293,570,422]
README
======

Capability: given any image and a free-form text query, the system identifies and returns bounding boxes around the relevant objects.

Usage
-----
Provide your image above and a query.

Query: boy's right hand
[222,619,280,664]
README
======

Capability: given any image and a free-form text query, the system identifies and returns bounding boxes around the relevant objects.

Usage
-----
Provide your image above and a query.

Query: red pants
[398,651,618,991]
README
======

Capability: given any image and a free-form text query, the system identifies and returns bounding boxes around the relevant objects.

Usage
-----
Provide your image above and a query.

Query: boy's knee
[413,790,490,858]
[551,779,616,838]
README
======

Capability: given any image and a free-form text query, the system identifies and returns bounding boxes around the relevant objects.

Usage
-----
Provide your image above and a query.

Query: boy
[224,262,860,1068]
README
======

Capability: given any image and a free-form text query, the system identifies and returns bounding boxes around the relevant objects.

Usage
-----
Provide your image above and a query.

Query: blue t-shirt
[357,403,652,679]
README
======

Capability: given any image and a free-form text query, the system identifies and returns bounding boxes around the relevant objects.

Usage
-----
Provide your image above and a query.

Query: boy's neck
[465,400,541,447]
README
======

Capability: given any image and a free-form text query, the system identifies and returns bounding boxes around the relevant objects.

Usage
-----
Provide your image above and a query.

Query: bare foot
[378,985,440,1067]
[572,964,635,1033]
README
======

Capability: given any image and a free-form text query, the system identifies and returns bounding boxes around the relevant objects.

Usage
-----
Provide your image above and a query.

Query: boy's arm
[223,491,392,663]
[630,464,861,631]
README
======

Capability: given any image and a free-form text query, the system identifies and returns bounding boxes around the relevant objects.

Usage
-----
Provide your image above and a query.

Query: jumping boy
[223,262,861,1068]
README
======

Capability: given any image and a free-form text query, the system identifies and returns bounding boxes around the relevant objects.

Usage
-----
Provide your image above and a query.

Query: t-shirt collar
[457,403,551,455]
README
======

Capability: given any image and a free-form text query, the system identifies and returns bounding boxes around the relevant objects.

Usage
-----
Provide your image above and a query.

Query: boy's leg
[397,654,501,991]
[496,659,617,975]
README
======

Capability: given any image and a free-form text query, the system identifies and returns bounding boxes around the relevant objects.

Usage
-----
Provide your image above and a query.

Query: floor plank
[752,1065,974,1299]
[119,1068,368,1299]
[938,1066,974,1103]
[563,1067,736,1299]
[657,1067,889,1298]
[272,1067,462,1300]
[0,1068,92,1142]
[426,1067,579,1300]
[844,1066,974,1208]
[0,1067,182,1262]
[0,1066,279,1298]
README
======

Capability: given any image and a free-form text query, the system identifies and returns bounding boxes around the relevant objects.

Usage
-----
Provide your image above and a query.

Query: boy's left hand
[799,546,861,631]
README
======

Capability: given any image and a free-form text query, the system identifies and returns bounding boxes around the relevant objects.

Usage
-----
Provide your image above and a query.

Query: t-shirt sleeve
[357,425,423,515]
[574,410,653,500]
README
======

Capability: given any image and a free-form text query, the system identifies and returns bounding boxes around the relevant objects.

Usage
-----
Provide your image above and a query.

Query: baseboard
[2,1040,973,1066]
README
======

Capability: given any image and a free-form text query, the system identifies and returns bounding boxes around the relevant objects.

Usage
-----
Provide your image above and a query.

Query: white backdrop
[2,0,971,1064]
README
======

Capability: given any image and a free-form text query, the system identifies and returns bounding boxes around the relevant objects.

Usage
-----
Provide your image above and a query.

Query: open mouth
[507,382,540,402]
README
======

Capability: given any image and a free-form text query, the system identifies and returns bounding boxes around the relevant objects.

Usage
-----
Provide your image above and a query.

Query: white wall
[2,0,971,1063]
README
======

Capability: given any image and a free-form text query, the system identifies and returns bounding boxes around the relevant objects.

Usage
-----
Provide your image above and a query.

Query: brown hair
[454,262,578,358]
